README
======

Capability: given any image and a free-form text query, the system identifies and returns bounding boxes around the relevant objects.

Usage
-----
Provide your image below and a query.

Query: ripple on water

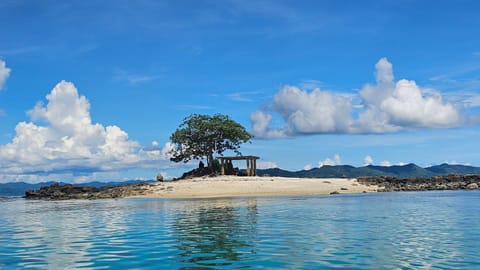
[0,191,479,269]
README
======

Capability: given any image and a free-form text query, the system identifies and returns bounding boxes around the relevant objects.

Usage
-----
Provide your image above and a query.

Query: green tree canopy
[169,114,253,168]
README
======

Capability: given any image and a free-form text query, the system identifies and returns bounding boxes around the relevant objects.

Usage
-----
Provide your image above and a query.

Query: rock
[466,183,478,190]
[24,182,153,200]
[330,191,340,195]
[340,187,348,190]
[156,173,164,182]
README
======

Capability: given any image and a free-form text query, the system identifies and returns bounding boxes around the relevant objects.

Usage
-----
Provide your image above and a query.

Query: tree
[169,114,253,169]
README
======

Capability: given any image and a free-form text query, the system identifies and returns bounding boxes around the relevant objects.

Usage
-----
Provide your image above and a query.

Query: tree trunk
[207,153,214,170]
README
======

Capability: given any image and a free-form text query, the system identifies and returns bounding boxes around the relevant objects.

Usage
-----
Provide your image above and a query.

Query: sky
[1,0,480,183]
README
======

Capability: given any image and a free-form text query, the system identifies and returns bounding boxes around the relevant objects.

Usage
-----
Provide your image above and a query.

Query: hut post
[220,158,225,175]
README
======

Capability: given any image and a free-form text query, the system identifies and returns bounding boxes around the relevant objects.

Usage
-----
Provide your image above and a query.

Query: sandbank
[131,176,378,199]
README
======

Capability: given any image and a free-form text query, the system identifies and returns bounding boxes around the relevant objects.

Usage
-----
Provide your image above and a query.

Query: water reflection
[1,192,479,269]
[171,199,258,268]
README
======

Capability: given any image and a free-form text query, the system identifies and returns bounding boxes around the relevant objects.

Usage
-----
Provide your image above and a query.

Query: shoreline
[129,176,378,199]
[24,174,480,200]
[24,176,378,200]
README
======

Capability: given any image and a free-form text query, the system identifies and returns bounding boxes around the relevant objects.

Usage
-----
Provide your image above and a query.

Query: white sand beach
[132,176,379,199]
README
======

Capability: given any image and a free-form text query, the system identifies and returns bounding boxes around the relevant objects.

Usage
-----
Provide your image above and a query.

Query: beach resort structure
[219,156,260,176]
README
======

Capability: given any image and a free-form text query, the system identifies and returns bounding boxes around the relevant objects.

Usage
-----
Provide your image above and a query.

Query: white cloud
[257,161,278,169]
[357,57,460,131]
[380,80,459,128]
[380,160,392,167]
[142,141,174,160]
[303,164,313,170]
[443,160,471,166]
[378,160,408,167]
[250,85,353,137]
[0,81,172,182]
[318,154,341,167]
[251,57,464,138]
[375,57,395,84]
[364,155,373,165]
[250,111,287,138]
[274,85,353,134]
[0,60,11,90]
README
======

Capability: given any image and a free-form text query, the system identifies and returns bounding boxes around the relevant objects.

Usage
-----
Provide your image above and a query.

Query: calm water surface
[1,191,479,269]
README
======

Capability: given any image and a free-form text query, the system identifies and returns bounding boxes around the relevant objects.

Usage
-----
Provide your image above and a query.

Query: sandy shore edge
[130,176,379,199]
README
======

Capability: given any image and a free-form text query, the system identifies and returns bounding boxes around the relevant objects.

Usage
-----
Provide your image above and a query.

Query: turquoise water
[1,191,479,269]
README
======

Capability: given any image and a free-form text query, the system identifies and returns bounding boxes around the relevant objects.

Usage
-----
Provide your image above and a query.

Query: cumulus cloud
[356,58,460,131]
[0,81,171,181]
[0,60,11,90]
[380,80,459,128]
[274,86,353,134]
[303,164,313,170]
[380,160,392,167]
[251,57,463,138]
[250,86,352,137]
[250,111,288,138]
[318,154,341,167]
[142,141,175,160]
[370,159,407,167]
[364,155,373,165]
[257,161,278,169]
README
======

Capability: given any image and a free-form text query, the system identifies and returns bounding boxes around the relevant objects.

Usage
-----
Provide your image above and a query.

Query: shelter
[219,156,260,176]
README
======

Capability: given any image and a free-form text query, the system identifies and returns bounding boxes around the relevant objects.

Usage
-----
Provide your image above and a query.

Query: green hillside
[257,163,480,178]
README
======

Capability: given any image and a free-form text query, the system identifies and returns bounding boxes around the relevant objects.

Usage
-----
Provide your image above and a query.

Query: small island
[24,114,480,200]
[24,173,479,200]
[26,175,378,200]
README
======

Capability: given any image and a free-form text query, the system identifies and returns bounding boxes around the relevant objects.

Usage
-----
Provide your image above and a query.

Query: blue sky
[1,0,480,183]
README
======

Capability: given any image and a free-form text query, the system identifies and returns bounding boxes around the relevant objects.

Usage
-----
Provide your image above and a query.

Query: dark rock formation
[179,167,216,179]
[25,182,152,200]
[358,174,480,192]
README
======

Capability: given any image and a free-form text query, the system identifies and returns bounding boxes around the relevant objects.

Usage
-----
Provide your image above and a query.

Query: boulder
[156,173,164,182]
[466,183,478,190]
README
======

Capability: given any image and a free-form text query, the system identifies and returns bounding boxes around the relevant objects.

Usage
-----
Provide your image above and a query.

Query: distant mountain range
[0,180,154,197]
[257,163,480,179]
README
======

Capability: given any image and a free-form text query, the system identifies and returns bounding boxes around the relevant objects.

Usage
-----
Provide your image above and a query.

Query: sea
[1,191,479,269]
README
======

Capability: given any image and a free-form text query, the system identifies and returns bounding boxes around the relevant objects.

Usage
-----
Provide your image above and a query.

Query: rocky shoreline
[358,174,480,192]
[25,182,153,200]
